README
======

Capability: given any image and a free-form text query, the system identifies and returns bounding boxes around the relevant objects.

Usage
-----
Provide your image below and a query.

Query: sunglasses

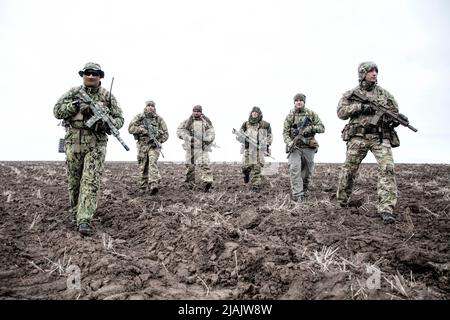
[84,71,100,77]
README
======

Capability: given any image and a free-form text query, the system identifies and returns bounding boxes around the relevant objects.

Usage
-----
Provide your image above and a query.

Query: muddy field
[0,161,448,300]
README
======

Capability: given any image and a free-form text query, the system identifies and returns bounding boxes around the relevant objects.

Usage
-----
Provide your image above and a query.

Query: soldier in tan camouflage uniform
[237,106,272,191]
[336,61,406,224]
[128,100,169,194]
[54,62,124,235]
[177,105,215,192]
[283,93,325,202]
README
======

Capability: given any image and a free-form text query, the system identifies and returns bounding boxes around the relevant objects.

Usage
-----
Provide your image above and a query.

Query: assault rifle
[78,88,130,151]
[286,116,311,158]
[191,131,220,149]
[232,128,274,159]
[143,117,164,158]
[350,91,417,132]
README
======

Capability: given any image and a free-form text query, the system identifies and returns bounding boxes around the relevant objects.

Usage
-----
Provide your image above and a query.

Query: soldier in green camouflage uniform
[283,93,325,202]
[54,62,124,235]
[336,61,404,224]
[176,105,215,192]
[128,100,169,194]
[237,106,272,191]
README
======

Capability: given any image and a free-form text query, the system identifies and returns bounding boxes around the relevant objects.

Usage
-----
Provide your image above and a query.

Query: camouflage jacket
[128,113,169,147]
[337,85,399,143]
[54,85,124,144]
[283,107,324,149]
[177,116,215,151]
[239,120,273,148]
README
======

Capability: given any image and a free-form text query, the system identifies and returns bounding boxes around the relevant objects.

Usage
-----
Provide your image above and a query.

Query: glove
[95,120,111,134]
[71,99,80,113]
[237,135,246,143]
[360,104,376,115]
[138,126,148,135]
[79,102,90,113]
[302,126,313,136]
[291,128,299,136]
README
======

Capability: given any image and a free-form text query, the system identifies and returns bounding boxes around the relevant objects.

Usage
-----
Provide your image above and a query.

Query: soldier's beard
[360,80,376,91]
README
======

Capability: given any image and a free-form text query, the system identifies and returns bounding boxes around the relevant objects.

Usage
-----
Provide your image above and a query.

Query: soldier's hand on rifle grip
[71,99,80,113]
[361,104,376,115]
[302,126,313,136]
[138,126,147,135]
[95,120,109,133]
[79,102,90,114]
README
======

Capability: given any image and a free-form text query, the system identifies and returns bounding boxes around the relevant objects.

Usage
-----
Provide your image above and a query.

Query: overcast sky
[1,0,449,163]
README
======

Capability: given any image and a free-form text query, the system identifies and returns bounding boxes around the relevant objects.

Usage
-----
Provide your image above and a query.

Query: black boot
[380,212,395,224]
[78,223,92,236]
[149,184,159,195]
[243,170,250,184]
[204,182,212,192]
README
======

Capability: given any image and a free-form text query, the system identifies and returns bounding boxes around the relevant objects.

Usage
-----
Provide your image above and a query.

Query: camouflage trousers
[337,136,397,214]
[288,147,316,197]
[137,146,161,188]
[185,147,213,187]
[242,149,265,186]
[64,142,106,226]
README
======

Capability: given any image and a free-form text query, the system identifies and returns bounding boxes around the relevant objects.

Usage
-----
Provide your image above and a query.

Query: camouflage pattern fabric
[177,116,215,187]
[283,107,324,197]
[336,136,397,213]
[128,112,169,188]
[239,117,272,187]
[282,107,324,149]
[336,64,399,214]
[54,85,124,226]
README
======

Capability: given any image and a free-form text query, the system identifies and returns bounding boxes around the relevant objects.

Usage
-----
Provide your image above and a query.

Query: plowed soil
[0,161,448,300]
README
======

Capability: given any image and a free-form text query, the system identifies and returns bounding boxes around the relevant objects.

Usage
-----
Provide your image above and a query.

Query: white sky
[1,0,449,163]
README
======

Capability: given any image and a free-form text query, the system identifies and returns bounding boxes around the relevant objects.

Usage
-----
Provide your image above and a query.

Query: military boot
[380,212,395,224]
[243,169,250,184]
[204,181,212,192]
[303,178,310,196]
[78,223,92,236]
[149,184,159,195]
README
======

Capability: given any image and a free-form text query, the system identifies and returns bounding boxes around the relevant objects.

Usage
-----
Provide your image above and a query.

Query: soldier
[128,100,169,194]
[54,62,124,236]
[336,61,406,224]
[176,105,215,192]
[283,93,325,202]
[236,106,273,191]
